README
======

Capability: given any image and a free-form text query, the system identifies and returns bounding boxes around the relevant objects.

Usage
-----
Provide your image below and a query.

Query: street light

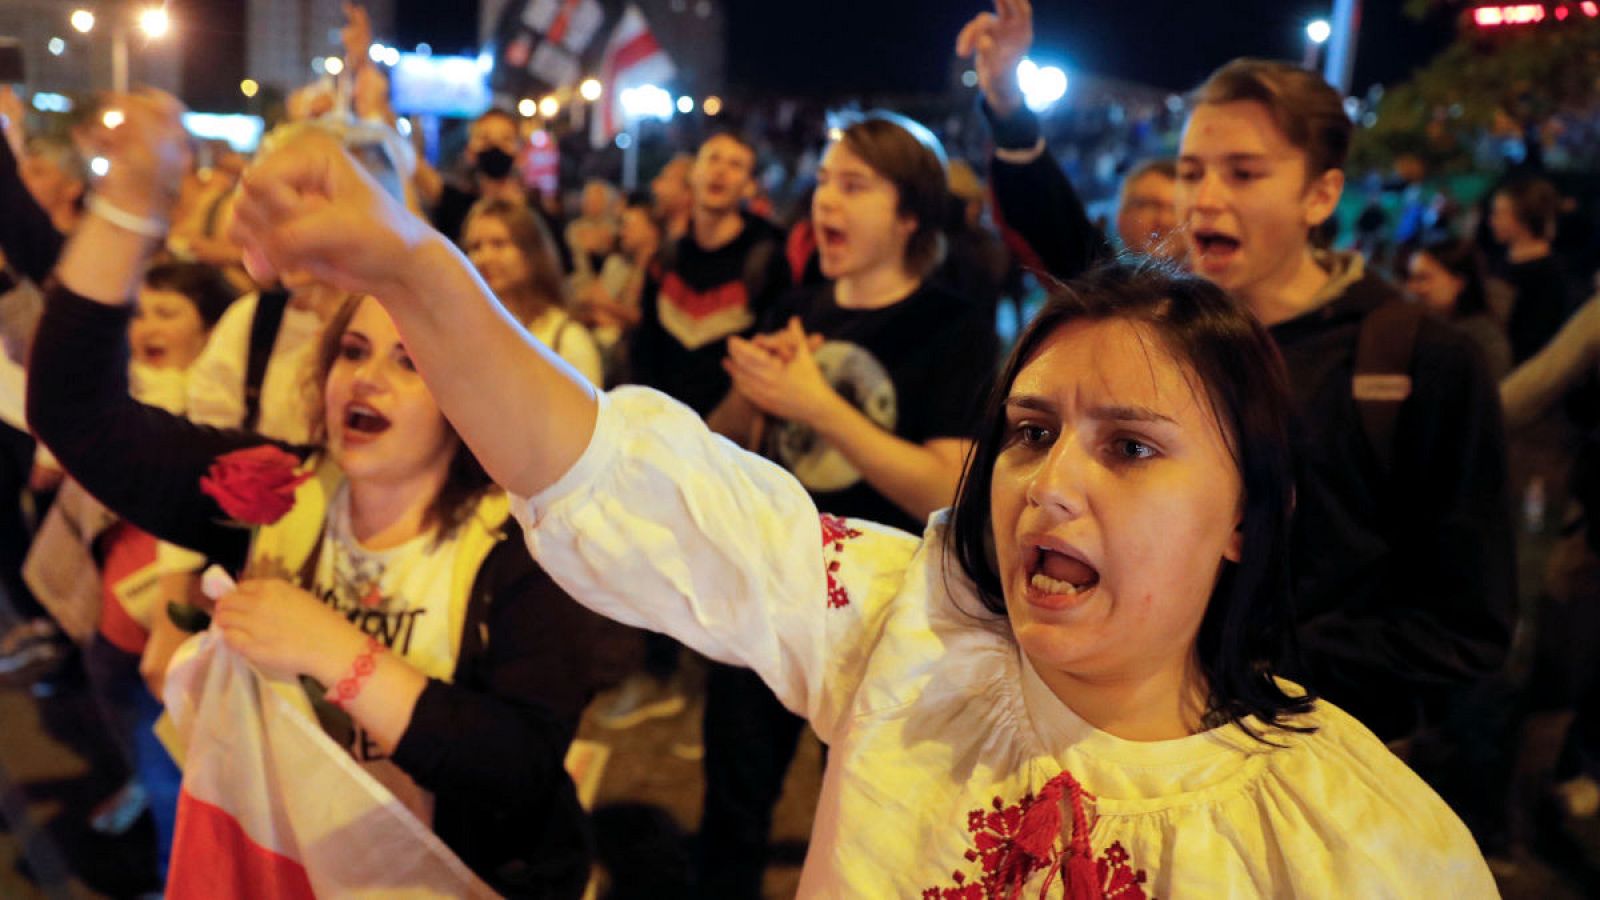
[240,78,259,98]
[323,56,344,76]
[517,97,537,117]
[1017,59,1067,112]
[702,95,723,116]
[578,78,603,102]
[619,84,673,121]
[676,95,694,114]
[1304,17,1331,68]
[538,95,560,118]
[70,9,95,34]
[138,7,170,39]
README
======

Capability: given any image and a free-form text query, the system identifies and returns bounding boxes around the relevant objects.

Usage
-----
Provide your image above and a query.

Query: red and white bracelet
[326,636,384,710]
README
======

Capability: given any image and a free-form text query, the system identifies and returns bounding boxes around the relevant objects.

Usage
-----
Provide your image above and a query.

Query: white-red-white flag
[161,632,495,899]
[590,4,675,149]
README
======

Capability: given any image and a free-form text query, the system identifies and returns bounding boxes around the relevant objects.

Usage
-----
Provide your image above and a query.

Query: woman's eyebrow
[1003,394,1056,414]
[1086,404,1177,425]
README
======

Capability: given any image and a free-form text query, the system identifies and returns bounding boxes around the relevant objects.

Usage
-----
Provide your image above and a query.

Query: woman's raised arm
[228,131,597,497]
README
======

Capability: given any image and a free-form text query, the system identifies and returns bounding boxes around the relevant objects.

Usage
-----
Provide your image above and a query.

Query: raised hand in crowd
[230,130,597,496]
[955,0,1032,119]
[231,129,427,299]
[57,91,191,305]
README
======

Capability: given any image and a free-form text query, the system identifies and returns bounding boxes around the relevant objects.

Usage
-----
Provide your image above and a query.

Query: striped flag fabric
[162,632,495,899]
[590,3,676,149]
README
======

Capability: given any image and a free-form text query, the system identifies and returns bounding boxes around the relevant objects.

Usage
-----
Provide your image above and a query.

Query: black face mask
[475,147,516,180]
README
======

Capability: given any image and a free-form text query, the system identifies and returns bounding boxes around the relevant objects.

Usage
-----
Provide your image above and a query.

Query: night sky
[396,1,1460,97]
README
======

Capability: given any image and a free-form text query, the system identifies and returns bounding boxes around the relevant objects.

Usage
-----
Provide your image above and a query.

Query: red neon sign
[1474,3,1549,25]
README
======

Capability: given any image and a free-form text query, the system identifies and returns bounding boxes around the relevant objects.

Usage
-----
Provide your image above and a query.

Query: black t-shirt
[1501,252,1572,364]
[628,213,789,415]
[758,282,998,533]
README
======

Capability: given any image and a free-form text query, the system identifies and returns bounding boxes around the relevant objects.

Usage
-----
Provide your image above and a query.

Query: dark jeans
[0,419,45,624]
[697,661,806,899]
[83,633,181,881]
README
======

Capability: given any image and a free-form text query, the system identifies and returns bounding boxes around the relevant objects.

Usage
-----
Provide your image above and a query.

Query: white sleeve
[510,386,919,739]
[184,295,254,429]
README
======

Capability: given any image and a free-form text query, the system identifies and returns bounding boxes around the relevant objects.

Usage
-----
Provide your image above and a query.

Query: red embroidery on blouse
[923,772,1151,900]
[820,514,863,609]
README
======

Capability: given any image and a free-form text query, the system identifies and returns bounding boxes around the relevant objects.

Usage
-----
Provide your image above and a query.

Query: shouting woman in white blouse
[227,120,1497,896]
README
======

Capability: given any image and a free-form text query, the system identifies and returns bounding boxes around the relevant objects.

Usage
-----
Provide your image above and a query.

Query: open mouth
[138,346,167,364]
[1026,545,1101,597]
[1192,230,1242,262]
[817,224,848,252]
[344,403,392,437]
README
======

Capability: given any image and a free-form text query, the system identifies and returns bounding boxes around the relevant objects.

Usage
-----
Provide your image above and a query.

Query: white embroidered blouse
[513,387,1497,898]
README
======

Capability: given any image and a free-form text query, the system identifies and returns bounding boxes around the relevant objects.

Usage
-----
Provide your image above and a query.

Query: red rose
[199,446,311,526]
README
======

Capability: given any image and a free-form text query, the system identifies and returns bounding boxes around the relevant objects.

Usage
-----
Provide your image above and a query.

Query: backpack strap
[1352,301,1426,478]
[244,288,291,432]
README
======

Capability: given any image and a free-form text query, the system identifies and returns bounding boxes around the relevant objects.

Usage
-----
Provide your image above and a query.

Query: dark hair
[947,261,1313,738]
[1190,59,1351,176]
[474,107,519,130]
[142,261,239,329]
[1415,238,1490,318]
[1124,158,1177,185]
[699,130,758,164]
[829,110,950,278]
[1496,176,1560,241]
[463,197,571,323]
[312,297,494,541]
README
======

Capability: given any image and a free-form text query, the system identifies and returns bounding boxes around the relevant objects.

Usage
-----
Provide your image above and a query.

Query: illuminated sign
[1473,2,1600,26]
[390,53,492,118]
[182,112,265,152]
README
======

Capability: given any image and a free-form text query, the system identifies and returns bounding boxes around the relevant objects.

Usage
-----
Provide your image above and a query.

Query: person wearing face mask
[427,108,567,271]
[213,119,1495,896]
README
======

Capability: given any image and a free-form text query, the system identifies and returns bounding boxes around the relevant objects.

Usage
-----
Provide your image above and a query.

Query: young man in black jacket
[961,0,1514,744]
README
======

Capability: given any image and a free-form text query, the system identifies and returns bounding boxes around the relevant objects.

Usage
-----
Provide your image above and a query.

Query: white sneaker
[594,675,687,729]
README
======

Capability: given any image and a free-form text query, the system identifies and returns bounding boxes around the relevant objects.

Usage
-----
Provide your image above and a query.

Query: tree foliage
[1352,7,1600,172]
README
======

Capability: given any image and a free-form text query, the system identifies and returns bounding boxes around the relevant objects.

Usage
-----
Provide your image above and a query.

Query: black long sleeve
[27,286,295,567]
[982,102,1112,282]
[0,136,66,285]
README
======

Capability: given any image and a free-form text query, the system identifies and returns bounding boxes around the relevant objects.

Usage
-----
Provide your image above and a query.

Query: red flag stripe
[167,789,317,900]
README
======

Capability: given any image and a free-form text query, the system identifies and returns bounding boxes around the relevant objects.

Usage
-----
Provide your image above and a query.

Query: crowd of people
[3,0,1600,895]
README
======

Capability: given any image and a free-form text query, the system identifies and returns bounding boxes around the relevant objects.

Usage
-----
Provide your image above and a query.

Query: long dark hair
[947,261,1313,738]
[1416,238,1490,318]
[311,297,494,541]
